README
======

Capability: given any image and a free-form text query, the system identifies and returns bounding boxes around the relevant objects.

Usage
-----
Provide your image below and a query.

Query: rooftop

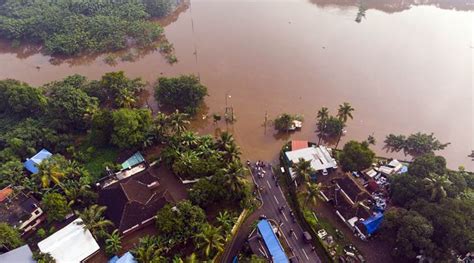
[0,245,34,263]
[23,148,52,174]
[257,219,289,263]
[38,218,100,263]
[285,146,337,176]
[0,190,41,229]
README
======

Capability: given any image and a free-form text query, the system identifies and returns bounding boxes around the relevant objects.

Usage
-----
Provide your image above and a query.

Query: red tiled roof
[0,188,13,202]
[291,140,309,151]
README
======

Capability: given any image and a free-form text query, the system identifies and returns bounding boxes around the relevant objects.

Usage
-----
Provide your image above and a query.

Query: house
[0,245,35,262]
[285,145,337,180]
[0,187,44,234]
[99,152,148,188]
[23,149,52,174]
[37,218,100,263]
[98,170,173,234]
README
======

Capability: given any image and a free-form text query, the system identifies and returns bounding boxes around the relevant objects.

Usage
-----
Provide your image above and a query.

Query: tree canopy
[154,75,208,115]
[111,108,153,149]
[0,222,23,250]
[41,192,71,222]
[338,140,375,172]
[0,0,175,56]
[384,132,450,157]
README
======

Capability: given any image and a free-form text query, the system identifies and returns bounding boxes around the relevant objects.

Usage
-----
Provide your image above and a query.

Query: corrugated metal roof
[121,152,145,170]
[257,219,289,263]
[0,245,35,263]
[23,148,52,174]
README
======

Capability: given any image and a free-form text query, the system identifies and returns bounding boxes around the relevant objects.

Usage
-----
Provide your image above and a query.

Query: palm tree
[180,131,199,148]
[222,142,241,161]
[423,173,452,201]
[337,102,354,123]
[37,159,66,188]
[193,224,225,258]
[77,205,114,238]
[305,182,322,206]
[169,110,190,135]
[62,180,97,207]
[217,131,235,150]
[216,211,236,236]
[222,161,246,193]
[133,236,166,263]
[316,107,329,144]
[105,229,122,256]
[292,158,314,184]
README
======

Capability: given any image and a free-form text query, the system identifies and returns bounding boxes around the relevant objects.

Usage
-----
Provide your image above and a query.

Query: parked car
[303,231,312,243]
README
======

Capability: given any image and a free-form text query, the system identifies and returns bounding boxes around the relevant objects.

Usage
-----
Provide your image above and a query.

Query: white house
[285,145,337,180]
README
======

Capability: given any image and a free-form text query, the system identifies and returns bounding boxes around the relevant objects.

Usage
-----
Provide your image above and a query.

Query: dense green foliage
[384,132,450,156]
[0,0,176,56]
[338,140,375,172]
[0,222,23,250]
[33,252,56,263]
[385,153,474,261]
[41,192,71,222]
[274,113,296,132]
[111,108,153,149]
[154,75,208,115]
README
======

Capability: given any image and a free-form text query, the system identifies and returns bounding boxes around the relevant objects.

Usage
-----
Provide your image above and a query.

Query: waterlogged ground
[0,0,472,170]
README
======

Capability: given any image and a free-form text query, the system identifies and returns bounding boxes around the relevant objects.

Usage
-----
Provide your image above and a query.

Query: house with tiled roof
[0,187,44,234]
[98,170,173,234]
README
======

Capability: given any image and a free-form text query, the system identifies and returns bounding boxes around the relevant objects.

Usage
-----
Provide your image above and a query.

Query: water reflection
[309,0,474,13]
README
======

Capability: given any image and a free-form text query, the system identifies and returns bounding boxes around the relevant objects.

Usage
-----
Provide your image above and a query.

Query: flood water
[0,0,472,170]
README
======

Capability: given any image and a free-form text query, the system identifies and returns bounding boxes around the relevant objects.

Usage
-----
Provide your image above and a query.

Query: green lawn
[82,147,119,182]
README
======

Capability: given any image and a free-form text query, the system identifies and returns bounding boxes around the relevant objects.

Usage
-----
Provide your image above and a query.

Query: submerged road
[221,162,322,263]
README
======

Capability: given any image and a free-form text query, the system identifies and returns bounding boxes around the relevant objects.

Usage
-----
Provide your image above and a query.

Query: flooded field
[0,0,472,170]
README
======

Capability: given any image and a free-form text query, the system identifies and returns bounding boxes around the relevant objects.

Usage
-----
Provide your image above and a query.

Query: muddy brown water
[0,0,472,170]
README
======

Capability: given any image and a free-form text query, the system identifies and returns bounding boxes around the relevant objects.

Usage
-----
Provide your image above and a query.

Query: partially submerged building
[38,218,100,263]
[98,170,173,234]
[0,187,44,234]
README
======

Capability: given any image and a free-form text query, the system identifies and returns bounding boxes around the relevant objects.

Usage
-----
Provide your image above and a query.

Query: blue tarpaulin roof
[257,219,289,263]
[24,149,52,174]
[362,212,384,235]
[108,252,136,263]
[121,152,145,170]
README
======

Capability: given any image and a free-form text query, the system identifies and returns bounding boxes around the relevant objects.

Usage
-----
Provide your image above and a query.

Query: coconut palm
[62,180,97,207]
[193,224,225,258]
[423,173,452,201]
[37,159,66,188]
[337,102,355,123]
[216,210,236,236]
[222,161,246,193]
[305,182,322,206]
[180,131,199,148]
[169,110,190,135]
[222,141,241,161]
[316,107,329,144]
[292,158,314,184]
[105,229,122,256]
[133,236,166,263]
[77,205,114,238]
[217,131,235,150]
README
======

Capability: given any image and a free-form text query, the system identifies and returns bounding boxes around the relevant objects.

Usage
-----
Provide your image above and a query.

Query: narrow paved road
[221,161,322,263]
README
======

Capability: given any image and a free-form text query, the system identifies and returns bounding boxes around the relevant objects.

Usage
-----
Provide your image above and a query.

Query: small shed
[24,149,52,174]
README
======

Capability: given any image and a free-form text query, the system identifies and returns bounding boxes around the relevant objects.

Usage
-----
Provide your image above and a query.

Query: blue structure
[361,213,384,235]
[121,152,145,170]
[24,149,52,174]
[109,252,137,263]
[257,219,289,263]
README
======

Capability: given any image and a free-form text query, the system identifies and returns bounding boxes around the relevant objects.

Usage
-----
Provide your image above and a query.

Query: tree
[41,192,71,222]
[422,173,451,202]
[47,84,98,131]
[321,116,345,139]
[274,113,294,133]
[0,159,24,188]
[90,109,114,147]
[168,110,190,136]
[0,80,47,117]
[33,252,56,263]
[155,75,208,115]
[105,230,122,256]
[316,107,329,144]
[132,235,166,263]
[98,71,144,108]
[384,132,450,157]
[408,154,446,179]
[36,156,67,188]
[193,223,225,259]
[155,201,206,244]
[143,0,174,17]
[338,141,375,172]
[0,222,23,250]
[216,211,236,236]
[305,182,322,206]
[292,158,314,183]
[366,134,376,145]
[384,209,435,259]
[111,108,153,149]
[337,102,354,123]
[389,174,428,207]
[77,205,114,238]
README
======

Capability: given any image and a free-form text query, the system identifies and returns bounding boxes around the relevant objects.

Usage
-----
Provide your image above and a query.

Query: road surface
[221,161,322,263]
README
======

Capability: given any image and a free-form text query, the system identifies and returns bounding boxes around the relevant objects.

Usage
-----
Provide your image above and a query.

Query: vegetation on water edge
[0,0,177,56]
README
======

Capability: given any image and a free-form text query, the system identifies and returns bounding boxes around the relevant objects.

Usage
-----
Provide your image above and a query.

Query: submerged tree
[384,132,449,157]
